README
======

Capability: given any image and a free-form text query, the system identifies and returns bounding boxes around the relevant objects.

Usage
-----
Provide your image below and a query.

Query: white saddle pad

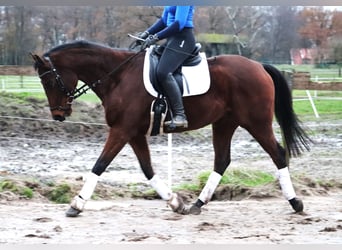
[143,46,210,97]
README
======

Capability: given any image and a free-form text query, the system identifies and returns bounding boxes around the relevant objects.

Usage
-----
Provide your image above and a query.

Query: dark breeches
[156,28,195,83]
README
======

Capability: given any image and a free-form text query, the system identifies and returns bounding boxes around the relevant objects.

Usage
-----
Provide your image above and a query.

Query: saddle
[144,43,210,136]
[149,43,203,95]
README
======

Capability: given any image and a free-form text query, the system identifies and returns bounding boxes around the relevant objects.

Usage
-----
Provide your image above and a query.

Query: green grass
[199,169,275,188]
[0,179,34,199]
[293,90,342,98]
[45,183,72,204]
[293,98,342,116]
[135,169,276,198]
[290,89,342,119]
[174,169,276,193]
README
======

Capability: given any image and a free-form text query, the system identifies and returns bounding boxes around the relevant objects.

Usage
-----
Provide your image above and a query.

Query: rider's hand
[137,31,149,40]
[141,34,159,50]
[128,31,150,51]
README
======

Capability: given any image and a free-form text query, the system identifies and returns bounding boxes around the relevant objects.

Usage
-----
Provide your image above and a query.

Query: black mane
[43,40,111,57]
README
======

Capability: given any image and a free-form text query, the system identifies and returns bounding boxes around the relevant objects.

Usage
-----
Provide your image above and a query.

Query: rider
[139,6,196,128]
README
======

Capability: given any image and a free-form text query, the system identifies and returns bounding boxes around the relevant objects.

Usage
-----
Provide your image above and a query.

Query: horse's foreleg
[184,171,223,215]
[184,119,237,215]
[129,135,186,213]
[150,175,186,213]
[66,127,128,217]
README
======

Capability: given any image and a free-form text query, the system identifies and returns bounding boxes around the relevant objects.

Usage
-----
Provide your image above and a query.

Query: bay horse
[31,40,310,217]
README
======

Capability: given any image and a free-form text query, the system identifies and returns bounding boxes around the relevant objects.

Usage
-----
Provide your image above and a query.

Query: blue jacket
[147,6,194,40]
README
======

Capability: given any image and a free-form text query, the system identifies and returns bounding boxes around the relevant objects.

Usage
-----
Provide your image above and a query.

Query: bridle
[39,56,75,112]
[39,52,141,112]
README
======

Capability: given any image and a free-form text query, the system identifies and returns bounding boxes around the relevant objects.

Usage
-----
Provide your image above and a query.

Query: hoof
[289,197,304,213]
[167,193,184,213]
[65,207,82,217]
[168,194,188,215]
[167,193,202,215]
[187,204,202,215]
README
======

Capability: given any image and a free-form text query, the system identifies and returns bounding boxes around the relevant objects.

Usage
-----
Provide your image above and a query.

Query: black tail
[263,64,311,157]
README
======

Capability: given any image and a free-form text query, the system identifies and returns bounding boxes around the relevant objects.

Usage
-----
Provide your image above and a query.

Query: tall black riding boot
[162,73,188,128]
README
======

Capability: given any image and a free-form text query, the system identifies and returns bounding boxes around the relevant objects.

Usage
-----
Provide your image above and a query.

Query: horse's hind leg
[245,123,303,213]
[184,118,238,215]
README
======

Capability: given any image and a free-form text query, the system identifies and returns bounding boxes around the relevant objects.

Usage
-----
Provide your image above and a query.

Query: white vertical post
[2,79,4,91]
[167,133,173,188]
[306,90,319,118]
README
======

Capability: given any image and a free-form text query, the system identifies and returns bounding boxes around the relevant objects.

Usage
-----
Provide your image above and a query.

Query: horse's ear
[29,53,46,70]
[29,52,45,67]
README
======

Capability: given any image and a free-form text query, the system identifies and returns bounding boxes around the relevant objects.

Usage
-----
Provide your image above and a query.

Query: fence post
[306,90,319,118]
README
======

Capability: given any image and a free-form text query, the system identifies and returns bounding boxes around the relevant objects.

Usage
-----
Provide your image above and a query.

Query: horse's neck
[79,50,130,77]
[72,50,133,99]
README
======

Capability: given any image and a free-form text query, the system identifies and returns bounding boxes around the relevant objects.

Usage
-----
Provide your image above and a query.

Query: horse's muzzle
[50,105,72,121]
[53,114,66,122]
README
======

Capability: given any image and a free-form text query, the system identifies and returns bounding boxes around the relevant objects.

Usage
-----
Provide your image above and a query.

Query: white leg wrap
[198,171,222,204]
[277,167,296,200]
[149,175,173,200]
[70,195,87,211]
[79,172,99,200]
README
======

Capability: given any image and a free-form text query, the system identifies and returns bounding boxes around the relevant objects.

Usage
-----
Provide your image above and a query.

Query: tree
[194,6,268,57]
[260,6,300,63]
[107,6,162,48]
[224,6,269,57]
[298,7,335,64]
[0,6,340,66]
[329,10,342,64]
[0,6,37,65]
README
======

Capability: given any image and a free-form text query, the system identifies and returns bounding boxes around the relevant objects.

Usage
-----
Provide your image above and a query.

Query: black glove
[141,34,159,50]
[137,31,149,40]
[128,31,150,51]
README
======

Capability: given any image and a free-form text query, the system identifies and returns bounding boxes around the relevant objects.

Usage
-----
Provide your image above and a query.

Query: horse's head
[31,53,78,121]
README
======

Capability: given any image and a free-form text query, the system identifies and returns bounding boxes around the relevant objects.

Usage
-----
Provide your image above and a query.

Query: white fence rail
[1,76,43,92]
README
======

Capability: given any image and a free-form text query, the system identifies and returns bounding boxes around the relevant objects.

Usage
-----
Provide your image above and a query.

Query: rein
[73,51,142,99]
[41,51,142,104]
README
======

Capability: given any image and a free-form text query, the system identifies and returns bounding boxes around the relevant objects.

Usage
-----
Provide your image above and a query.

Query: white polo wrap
[149,174,173,200]
[199,171,222,204]
[79,172,99,200]
[277,167,296,200]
